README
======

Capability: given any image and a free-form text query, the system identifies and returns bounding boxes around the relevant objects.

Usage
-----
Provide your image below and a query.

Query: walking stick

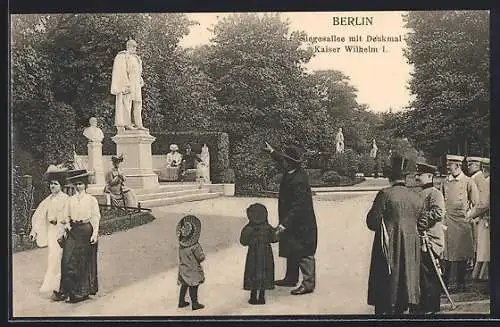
[422,232,457,310]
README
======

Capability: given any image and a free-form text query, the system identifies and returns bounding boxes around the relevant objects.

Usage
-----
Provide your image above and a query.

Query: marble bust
[83,117,104,143]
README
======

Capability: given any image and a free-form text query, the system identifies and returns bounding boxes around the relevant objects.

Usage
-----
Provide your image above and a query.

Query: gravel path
[12,193,376,317]
[12,188,489,317]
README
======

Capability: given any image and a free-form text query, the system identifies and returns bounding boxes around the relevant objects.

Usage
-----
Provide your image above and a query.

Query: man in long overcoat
[264,142,318,295]
[440,154,479,292]
[366,154,423,315]
[466,156,490,280]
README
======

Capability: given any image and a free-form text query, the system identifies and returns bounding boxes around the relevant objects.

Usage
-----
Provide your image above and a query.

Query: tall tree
[403,11,490,158]
[200,13,321,191]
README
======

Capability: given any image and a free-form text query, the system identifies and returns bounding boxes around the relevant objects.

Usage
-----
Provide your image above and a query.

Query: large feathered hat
[176,215,202,247]
[111,154,124,163]
[44,164,69,183]
[66,169,91,184]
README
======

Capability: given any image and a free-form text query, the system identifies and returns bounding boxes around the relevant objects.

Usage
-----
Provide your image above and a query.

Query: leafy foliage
[402,11,490,159]
[12,12,439,200]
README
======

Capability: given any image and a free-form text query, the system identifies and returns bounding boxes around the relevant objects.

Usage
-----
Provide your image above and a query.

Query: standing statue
[198,144,210,182]
[111,39,146,134]
[83,117,104,143]
[370,139,378,159]
[335,128,345,154]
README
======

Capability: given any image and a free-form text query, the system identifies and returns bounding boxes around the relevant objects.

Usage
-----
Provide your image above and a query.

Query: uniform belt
[71,219,90,224]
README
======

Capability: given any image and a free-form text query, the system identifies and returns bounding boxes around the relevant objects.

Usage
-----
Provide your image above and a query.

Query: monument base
[111,129,159,190]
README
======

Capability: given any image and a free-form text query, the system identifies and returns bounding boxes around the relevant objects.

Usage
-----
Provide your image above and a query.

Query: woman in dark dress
[240,203,279,304]
[52,170,100,303]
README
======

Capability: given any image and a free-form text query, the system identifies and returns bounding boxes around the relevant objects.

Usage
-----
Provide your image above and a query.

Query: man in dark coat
[263,142,318,295]
[366,154,423,315]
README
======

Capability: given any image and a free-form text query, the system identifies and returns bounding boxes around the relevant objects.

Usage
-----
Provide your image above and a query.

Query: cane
[422,232,457,310]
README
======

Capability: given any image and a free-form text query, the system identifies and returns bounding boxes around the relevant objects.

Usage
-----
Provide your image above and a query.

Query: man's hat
[111,154,124,162]
[466,156,482,163]
[416,162,438,175]
[386,154,409,180]
[44,164,69,182]
[66,169,91,184]
[176,215,201,247]
[170,144,179,151]
[280,144,306,164]
[446,154,464,163]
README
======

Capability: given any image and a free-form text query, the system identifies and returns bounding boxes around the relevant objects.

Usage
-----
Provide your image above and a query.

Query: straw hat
[176,215,201,247]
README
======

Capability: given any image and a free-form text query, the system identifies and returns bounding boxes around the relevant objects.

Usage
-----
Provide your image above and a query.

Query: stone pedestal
[87,142,106,185]
[111,129,159,189]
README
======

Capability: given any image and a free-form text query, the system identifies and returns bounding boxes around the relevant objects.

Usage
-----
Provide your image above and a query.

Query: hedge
[12,210,156,253]
[76,131,231,184]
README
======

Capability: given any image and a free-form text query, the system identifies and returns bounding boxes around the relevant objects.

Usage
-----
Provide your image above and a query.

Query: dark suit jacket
[271,151,318,258]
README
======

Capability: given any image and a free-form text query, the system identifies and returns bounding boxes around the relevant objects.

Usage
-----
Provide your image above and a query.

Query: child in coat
[240,203,279,304]
[177,215,205,310]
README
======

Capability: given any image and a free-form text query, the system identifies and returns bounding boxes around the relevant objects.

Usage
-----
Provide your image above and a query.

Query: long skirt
[108,189,138,208]
[59,222,98,298]
[39,224,64,294]
[243,244,275,291]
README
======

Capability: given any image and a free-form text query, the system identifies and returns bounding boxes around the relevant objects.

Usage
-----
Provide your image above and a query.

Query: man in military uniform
[414,162,445,314]
[441,154,479,292]
[466,156,490,280]
[481,158,490,180]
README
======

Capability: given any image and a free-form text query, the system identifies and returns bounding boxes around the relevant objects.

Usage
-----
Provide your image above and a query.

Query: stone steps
[136,183,201,195]
[135,188,209,202]
[139,192,220,208]
[88,182,222,208]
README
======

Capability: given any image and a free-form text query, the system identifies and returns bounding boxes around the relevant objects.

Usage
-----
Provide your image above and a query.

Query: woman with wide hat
[29,164,70,297]
[104,154,138,207]
[53,169,100,303]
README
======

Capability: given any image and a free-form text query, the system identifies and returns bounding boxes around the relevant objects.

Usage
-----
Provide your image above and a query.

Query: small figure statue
[111,39,146,134]
[83,117,104,143]
[370,139,378,159]
[198,144,210,182]
[335,128,345,154]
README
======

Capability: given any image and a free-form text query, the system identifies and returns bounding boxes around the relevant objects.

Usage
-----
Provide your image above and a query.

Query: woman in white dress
[29,165,69,296]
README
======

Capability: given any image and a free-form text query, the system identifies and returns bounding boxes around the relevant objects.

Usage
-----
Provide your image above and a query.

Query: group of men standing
[366,153,490,315]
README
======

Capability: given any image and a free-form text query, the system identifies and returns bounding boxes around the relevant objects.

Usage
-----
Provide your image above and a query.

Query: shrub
[305,169,323,186]
[321,170,342,183]
[13,207,156,253]
[221,168,235,183]
[358,153,376,176]
[326,148,359,177]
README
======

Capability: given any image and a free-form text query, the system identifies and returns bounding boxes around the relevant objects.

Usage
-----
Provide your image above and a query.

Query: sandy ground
[12,192,377,317]
[12,178,488,318]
